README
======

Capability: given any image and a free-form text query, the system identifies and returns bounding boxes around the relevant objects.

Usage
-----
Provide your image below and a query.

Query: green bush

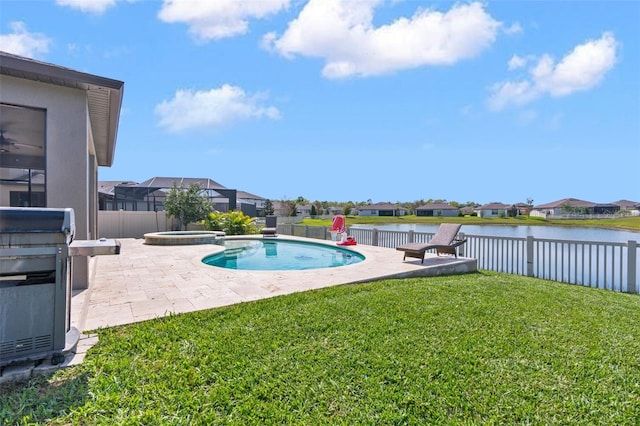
[202,210,259,235]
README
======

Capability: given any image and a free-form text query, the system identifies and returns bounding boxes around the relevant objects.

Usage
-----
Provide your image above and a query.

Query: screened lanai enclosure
[101,177,245,215]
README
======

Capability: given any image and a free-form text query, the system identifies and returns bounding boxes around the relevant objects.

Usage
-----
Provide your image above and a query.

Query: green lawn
[2,272,639,425]
[303,215,640,232]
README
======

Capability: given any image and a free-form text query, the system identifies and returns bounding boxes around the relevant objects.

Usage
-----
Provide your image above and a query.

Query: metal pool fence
[277,224,639,294]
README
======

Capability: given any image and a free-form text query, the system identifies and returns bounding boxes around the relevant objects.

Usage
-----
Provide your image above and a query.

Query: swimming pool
[202,238,365,270]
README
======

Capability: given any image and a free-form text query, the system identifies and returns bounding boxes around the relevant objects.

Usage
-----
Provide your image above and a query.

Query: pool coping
[143,230,226,245]
[202,235,366,269]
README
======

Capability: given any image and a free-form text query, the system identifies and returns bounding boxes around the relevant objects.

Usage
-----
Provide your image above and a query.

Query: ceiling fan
[0,129,43,153]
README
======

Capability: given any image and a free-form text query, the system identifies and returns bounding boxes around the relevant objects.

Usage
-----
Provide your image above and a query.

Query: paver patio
[71,235,476,331]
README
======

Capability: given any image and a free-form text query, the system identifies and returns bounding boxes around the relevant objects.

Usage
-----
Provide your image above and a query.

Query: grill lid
[0,207,75,236]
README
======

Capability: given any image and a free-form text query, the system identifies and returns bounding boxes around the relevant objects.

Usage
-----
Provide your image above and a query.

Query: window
[0,104,46,207]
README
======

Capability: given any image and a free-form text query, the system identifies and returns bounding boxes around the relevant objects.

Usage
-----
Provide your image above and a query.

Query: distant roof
[476,202,512,209]
[0,51,124,167]
[105,177,230,200]
[416,203,458,210]
[533,198,595,209]
[7,170,46,185]
[135,177,227,190]
[611,199,640,208]
[236,190,265,200]
[98,181,137,195]
[357,203,406,210]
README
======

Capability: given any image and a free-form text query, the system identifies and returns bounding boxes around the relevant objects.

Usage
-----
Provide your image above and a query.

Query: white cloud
[488,32,617,110]
[263,0,501,79]
[0,21,51,58]
[158,0,290,41]
[503,22,523,35]
[56,0,123,14]
[507,54,527,70]
[155,84,281,132]
[487,79,543,111]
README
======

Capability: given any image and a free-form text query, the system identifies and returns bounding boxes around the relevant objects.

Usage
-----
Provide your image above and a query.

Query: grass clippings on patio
[2,272,639,425]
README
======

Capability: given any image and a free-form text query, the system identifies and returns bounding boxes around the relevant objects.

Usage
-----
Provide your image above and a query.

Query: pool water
[202,239,365,270]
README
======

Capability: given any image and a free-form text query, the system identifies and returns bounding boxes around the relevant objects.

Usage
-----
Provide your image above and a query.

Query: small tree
[164,183,212,230]
[343,201,355,216]
[526,198,534,215]
[263,199,274,216]
[313,200,324,216]
[285,200,297,217]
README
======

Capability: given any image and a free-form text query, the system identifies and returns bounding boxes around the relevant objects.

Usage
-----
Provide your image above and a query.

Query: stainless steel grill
[0,207,120,367]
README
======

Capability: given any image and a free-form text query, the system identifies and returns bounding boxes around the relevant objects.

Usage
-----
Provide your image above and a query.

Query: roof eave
[0,51,124,166]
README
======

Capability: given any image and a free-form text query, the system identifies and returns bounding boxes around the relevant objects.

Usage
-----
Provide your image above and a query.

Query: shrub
[203,211,259,235]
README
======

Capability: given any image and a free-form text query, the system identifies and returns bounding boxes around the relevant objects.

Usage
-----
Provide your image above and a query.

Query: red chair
[328,215,346,241]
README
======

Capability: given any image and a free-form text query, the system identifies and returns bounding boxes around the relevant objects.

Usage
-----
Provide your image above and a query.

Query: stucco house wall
[1,52,123,290]
[357,208,378,216]
[1,76,93,288]
[415,203,459,217]
[357,206,407,216]
[474,203,511,218]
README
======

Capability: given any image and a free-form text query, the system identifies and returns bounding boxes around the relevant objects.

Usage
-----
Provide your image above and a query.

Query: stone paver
[75,236,476,331]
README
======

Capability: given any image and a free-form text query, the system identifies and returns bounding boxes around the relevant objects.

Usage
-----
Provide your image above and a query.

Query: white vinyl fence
[97,211,306,238]
[277,224,639,294]
[98,211,174,238]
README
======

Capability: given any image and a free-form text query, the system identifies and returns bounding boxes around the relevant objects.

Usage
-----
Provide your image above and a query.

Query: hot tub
[143,231,225,246]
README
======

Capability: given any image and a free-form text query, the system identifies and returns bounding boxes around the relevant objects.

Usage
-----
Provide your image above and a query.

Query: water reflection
[352,223,640,243]
[351,223,639,292]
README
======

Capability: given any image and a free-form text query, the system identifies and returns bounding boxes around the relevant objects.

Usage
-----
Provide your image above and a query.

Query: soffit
[0,52,124,166]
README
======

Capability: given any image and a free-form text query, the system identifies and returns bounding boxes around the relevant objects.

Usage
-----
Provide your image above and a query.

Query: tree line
[265,196,486,217]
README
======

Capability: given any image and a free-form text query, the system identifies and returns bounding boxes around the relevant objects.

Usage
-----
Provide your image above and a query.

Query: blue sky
[1,0,639,206]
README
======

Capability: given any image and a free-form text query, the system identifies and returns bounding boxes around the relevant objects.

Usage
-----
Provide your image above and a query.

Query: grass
[303,215,640,232]
[2,272,639,425]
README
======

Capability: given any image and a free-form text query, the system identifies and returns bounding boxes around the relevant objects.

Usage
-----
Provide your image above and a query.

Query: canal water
[352,223,639,292]
[351,224,640,243]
